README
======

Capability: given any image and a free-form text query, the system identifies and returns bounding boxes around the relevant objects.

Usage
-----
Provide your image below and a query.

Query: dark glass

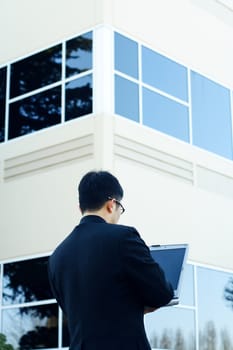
[145,307,196,350]
[2,304,58,349]
[197,267,233,350]
[0,66,7,142]
[115,75,139,122]
[66,31,92,78]
[10,44,62,98]
[142,46,188,102]
[143,87,189,142]
[62,314,70,347]
[191,71,232,159]
[65,74,92,121]
[8,86,61,140]
[3,256,54,305]
[114,32,138,79]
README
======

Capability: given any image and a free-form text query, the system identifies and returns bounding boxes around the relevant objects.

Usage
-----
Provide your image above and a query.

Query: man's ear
[78,204,83,214]
[106,199,114,213]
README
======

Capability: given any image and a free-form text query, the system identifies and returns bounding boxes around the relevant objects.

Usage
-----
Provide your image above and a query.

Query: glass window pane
[115,32,138,79]
[0,66,7,142]
[191,71,233,159]
[2,304,58,349]
[197,267,233,350]
[8,86,61,140]
[179,264,195,306]
[142,46,188,102]
[115,75,139,122]
[62,314,70,347]
[143,87,189,142]
[66,31,93,78]
[65,74,92,121]
[145,307,196,350]
[3,257,53,305]
[10,44,62,98]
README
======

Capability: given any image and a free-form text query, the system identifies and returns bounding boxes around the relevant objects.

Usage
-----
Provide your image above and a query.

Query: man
[48,170,173,350]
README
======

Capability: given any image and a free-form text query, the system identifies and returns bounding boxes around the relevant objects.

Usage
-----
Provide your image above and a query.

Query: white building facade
[0,0,233,348]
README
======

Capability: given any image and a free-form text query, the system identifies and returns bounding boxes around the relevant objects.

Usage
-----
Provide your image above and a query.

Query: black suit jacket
[48,215,173,350]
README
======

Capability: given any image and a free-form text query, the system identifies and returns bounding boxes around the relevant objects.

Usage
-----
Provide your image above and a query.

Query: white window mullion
[138,43,143,125]
[61,41,66,124]
[93,25,114,115]
[5,64,10,142]
[194,265,199,350]
[58,306,63,348]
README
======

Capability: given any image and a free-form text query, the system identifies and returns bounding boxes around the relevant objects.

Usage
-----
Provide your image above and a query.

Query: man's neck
[82,210,110,223]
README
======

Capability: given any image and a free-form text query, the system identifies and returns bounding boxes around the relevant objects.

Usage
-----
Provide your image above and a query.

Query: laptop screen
[150,245,188,296]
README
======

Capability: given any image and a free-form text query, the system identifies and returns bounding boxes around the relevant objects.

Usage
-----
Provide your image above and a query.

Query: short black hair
[78,171,124,213]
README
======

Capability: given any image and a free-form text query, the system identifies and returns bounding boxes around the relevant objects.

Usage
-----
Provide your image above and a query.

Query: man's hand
[144,306,158,315]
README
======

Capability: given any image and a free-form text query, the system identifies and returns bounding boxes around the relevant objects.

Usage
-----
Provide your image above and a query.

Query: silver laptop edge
[150,244,189,306]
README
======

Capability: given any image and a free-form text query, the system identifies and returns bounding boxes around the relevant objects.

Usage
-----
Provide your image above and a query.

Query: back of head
[78,171,124,214]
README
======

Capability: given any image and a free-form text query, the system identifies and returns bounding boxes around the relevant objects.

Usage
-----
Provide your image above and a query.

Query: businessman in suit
[48,170,173,350]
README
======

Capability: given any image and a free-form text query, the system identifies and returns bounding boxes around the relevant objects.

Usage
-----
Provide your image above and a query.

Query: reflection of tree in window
[66,32,92,78]
[220,328,232,350]
[8,86,61,139]
[10,45,62,98]
[149,328,195,350]
[3,257,53,304]
[174,328,186,350]
[65,75,92,121]
[3,305,58,349]
[159,329,172,349]
[199,321,217,350]
[18,305,58,350]
[224,277,233,309]
[3,258,59,349]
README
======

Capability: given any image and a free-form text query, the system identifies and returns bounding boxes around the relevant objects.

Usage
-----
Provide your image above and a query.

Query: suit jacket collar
[80,215,106,224]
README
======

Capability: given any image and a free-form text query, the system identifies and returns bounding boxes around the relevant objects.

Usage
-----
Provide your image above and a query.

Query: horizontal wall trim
[4,134,94,180]
[196,165,233,199]
[114,135,194,184]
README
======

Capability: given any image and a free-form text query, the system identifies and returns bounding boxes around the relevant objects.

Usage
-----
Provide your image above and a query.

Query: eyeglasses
[108,197,125,215]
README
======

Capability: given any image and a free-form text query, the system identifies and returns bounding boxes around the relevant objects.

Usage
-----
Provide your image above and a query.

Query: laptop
[149,244,188,306]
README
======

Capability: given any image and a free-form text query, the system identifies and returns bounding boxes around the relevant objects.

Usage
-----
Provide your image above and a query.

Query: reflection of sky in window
[66,31,92,77]
[143,87,189,142]
[197,267,233,347]
[179,263,195,306]
[191,72,232,159]
[115,32,138,79]
[3,275,30,305]
[142,46,188,102]
[66,74,92,90]
[144,307,195,350]
[115,75,139,122]
[2,307,55,348]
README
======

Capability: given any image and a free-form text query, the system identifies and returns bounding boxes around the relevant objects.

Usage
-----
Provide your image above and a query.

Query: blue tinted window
[0,66,7,142]
[8,86,61,139]
[143,87,189,142]
[65,74,92,121]
[197,267,233,349]
[115,33,138,79]
[142,46,188,101]
[66,31,92,78]
[2,304,58,349]
[10,44,62,98]
[115,75,139,122]
[145,307,196,349]
[3,257,53,305]
[191,72,232,159]
[179,264,195,306]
